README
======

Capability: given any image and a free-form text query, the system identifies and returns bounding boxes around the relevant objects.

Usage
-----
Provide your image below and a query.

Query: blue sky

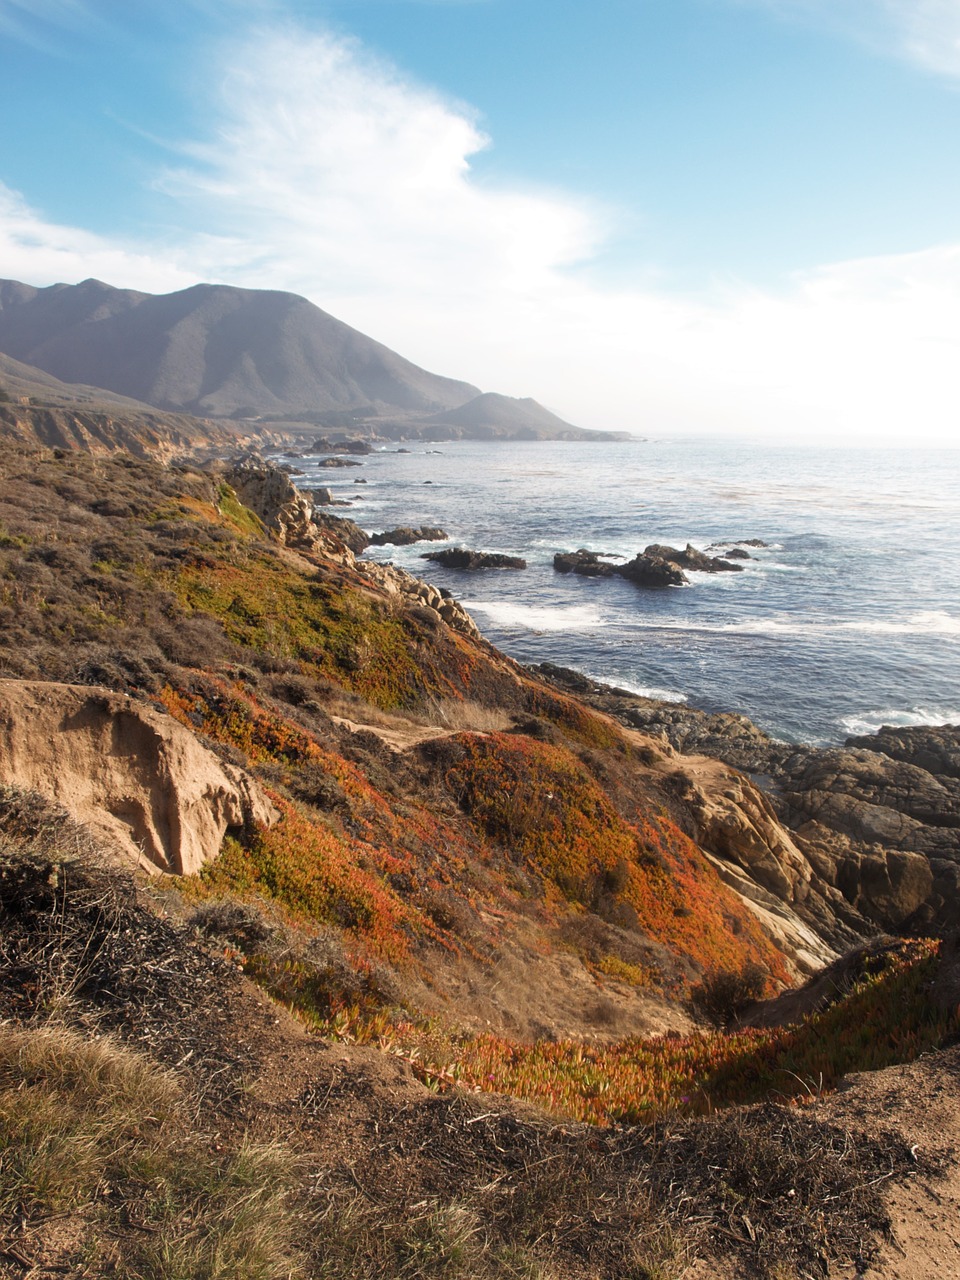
[1,0,960,443]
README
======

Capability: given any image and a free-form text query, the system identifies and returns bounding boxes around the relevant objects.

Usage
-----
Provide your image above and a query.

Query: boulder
[0,681,278,875]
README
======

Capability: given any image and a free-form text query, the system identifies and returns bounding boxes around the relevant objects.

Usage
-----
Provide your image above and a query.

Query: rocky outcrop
[0,681,277,875]
[530,663,960,939]
[553,549,618,577]
[658,755,861,966]
[779,748,960,855]
[618,552,688,588]
[552,544,740,589]
[422,548,527,571]
[361,561,482,639]
[370,526,448,547]
[643,543,744,573]
[222,455,369,561]
[311,437,373,454]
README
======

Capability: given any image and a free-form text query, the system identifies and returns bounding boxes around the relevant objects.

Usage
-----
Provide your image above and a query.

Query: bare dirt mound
[0,680,276,873]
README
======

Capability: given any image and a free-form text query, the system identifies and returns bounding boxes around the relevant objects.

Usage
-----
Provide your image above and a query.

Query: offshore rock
[618,552,688,588]
[422,547,527,571]
[553,549,618,577]
[370,526,448,546]
[643,543,744,573]
[0,681,277,875]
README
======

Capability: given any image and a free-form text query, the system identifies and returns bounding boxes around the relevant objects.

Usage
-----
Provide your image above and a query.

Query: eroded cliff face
[0,680,277,874]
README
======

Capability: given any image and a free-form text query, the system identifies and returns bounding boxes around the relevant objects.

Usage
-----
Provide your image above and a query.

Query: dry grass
[0,1024,306,1279]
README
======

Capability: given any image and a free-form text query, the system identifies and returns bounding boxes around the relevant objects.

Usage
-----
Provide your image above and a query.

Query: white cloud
[159,27,602,302]
[0,183,197,294]
[2,21,959,445]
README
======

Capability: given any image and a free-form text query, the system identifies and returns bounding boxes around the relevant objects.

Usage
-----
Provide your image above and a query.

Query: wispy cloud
[160,27,602,302]
[0,0,91,48]
[738,0,960,80]
[2,18,959,444]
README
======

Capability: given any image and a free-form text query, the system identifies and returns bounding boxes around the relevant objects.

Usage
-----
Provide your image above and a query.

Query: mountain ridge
[0,276,628,440]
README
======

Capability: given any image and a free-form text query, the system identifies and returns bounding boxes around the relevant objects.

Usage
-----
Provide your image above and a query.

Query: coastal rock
[845,724,960,780]
[370,525,448,547]
[361,561,482,639]
[553,549,618,577]
[422,548,527,571]
[643,543,744,573]
[222,455,370,561]
[779,747,960,853]
[316,456,363,468]
[706,539,770,553]
[618,553,688,588]
[529,662,960,936]
[0,680,278,875]
[311,437,373,454]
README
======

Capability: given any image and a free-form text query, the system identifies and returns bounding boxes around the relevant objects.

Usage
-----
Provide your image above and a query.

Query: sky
[1,0,960,444]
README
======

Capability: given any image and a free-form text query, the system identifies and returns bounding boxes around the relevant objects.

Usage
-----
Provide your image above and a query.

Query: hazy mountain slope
[0,277,480,419]
[0,351,239,458]
[422,391,617,440]
[0,349,183,414]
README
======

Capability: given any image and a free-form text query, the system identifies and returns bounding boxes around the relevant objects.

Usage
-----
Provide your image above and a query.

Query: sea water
[282,438,960,747]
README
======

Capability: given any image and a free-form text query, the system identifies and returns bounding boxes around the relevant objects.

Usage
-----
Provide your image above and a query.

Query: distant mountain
[0,278,480,421]
[421,392,618,441]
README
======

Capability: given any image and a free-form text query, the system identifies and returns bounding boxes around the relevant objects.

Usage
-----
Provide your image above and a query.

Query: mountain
[0,277,626,441]
[0,277,480,421]
[421,391,621,440]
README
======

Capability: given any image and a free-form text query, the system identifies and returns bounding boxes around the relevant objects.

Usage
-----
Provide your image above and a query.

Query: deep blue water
[280,439,960,746]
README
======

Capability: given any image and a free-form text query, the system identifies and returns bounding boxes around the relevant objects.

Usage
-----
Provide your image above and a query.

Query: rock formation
[553,543,742,589]
[370,526,448,547]
[422,548,527,570]
[531,663,960,942]
[222,454,370,559]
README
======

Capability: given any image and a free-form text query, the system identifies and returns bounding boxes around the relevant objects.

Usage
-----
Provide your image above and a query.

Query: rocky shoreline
[531,661,960,942]
[235,451,959,959]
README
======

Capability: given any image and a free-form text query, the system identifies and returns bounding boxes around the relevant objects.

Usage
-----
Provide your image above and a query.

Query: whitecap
[838,707,960,737]
[461,601,605,632]
[589,676,688,704]
[837,612,960,637]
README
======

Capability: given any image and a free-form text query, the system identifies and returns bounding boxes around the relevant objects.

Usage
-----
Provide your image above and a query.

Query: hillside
[0,439,957,1277]
[0,350,247,457]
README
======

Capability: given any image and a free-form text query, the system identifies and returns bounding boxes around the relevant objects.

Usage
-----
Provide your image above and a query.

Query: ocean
[282,438,960,747]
